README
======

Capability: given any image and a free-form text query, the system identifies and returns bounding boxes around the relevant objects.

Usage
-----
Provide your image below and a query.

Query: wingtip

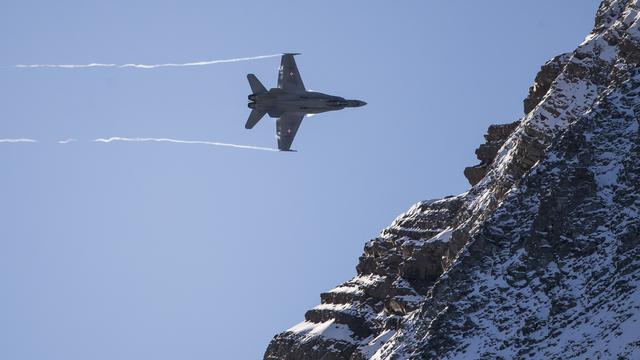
[282,52,301,56]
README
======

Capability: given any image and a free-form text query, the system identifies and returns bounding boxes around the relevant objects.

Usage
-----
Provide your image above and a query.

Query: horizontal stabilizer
[245,109,266,129]
[247,74,267,94]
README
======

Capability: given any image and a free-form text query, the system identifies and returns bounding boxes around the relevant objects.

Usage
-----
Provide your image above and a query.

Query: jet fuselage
[248,89,366,117]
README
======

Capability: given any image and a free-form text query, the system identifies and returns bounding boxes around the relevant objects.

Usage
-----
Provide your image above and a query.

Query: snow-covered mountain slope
[265,1,640,358]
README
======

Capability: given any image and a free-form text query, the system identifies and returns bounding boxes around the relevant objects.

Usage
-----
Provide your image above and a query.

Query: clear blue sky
[0,1,601,359]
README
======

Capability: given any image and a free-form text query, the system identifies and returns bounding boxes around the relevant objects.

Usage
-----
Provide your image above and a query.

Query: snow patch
[427,227,453,243]
[287,319,356,343]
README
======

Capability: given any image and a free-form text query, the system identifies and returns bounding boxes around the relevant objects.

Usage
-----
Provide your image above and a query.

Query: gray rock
[264,1,640,358]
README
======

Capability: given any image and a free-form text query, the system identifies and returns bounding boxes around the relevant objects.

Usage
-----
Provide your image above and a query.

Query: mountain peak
[265,1,640,358]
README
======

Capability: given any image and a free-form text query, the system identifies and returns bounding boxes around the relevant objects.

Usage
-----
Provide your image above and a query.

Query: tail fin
[247,74,267,94]
[245,109,267,129]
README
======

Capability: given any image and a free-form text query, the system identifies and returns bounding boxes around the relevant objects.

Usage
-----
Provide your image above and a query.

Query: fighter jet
[246,53,366,151]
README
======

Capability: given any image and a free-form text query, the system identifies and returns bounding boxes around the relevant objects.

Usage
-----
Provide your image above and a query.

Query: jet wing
[277,54,305,93]
[276,112,304,151]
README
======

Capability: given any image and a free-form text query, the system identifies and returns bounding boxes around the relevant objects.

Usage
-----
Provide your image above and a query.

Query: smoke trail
[15,54,282,69]
[94,137,278,152]
[0,138,37,143]
[58,138,78,144]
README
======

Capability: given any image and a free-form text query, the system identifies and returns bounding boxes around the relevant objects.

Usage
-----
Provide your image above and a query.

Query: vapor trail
[15,63,115,69]
[0,138,37,143]
[58,138,78,144]
[118,54,281,69]
[94,137,278,152]
[15,54,282,69]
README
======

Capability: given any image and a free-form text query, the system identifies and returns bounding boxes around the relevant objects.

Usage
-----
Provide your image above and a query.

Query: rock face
[523,54,572,115]
[265,1,640,358]
[464,121,520,186]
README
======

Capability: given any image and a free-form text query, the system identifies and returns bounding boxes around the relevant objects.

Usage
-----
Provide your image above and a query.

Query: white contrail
[94,137,279,152]
[58,138,78,144]
[15,54,282,69]
[0,138,37,143]
[118,54,282,69]
[15,63,115,69]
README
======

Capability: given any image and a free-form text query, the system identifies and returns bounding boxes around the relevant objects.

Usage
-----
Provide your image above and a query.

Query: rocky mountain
[265,1,640,358]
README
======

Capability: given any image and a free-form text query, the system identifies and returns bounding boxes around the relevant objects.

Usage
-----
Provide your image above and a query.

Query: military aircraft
[246,53,366,151]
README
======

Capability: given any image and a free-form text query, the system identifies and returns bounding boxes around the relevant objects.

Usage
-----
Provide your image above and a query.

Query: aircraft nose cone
[347,100,367,107]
